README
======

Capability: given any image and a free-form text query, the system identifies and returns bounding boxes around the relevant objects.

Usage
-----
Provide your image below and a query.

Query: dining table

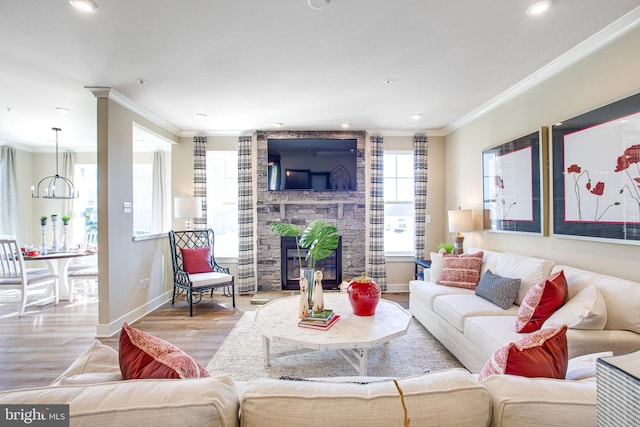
[24,250,98,301]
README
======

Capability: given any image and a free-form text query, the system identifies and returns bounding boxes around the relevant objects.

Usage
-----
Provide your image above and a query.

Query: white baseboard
[95,291,173,337]
[384,283,409,293]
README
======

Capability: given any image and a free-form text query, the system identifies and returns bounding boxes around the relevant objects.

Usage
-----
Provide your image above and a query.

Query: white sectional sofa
[0,340,606,427]
[409,248,640,374]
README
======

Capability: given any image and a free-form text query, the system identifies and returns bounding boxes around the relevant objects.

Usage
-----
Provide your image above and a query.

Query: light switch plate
[123,202,132,213]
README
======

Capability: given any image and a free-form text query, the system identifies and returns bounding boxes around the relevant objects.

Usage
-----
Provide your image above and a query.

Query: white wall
[444,26,640,282]
[95,97,179,336]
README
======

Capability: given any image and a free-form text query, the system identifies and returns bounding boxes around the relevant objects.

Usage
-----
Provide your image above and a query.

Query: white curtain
[62,151,76,241]
[0,146,22,241]
[151,150,167,233]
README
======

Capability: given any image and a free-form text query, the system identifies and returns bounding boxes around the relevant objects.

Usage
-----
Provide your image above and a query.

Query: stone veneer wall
[255,130,367,292]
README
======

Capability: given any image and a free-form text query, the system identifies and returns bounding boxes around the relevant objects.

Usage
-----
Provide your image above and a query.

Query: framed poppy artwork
[482,128,548,235]
[552,91,640,244]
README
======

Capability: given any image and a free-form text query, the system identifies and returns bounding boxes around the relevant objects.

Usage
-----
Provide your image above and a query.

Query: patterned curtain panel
[414,134,428,267]
[193,136,207,230]
[237,136,257,294]
[368,135,386,290]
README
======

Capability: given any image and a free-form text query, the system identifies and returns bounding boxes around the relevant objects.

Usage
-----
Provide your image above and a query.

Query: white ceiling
[1,0,640,151]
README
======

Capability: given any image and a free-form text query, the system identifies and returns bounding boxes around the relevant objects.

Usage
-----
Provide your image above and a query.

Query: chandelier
[31,127,78,199]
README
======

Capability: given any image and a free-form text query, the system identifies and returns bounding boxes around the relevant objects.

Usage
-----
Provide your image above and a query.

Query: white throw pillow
[429,252,443,283]
[495,253,554,305]
[565,351,613,380]
[543,284,607,330]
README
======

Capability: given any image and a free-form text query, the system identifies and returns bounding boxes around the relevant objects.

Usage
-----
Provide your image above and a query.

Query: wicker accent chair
[168,229,235,316]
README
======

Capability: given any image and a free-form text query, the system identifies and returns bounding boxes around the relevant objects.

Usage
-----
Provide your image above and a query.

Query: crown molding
[443,6,640,135]
[85,86,181,136]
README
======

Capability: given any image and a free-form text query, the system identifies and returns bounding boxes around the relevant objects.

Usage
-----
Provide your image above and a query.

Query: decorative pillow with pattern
[119,322,210,379]
[515,270,568,333]
[180,247,213,274]
[478,325,568,381]
[475,270,521,310]
[438,251,484,290]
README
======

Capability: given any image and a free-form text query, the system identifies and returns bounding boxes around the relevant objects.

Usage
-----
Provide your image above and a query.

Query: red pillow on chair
[180,247,213,274]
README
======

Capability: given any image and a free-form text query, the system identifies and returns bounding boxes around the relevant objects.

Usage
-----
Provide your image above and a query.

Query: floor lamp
[448,207,473,255]
[174,197,202,231]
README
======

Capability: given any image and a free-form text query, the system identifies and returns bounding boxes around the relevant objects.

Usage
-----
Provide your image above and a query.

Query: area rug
[206,311,464,380]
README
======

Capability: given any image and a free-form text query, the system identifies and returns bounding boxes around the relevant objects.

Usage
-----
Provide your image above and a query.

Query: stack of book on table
[298,309,340,330]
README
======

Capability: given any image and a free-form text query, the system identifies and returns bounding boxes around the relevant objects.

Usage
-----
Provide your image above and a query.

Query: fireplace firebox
[280,236,342,290]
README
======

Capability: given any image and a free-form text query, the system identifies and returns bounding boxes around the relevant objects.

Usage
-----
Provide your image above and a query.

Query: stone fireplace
[255,130,367,292]
[280,236,342,290]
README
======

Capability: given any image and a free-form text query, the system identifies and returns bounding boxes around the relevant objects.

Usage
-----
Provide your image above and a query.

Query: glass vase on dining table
[301,268,315,311]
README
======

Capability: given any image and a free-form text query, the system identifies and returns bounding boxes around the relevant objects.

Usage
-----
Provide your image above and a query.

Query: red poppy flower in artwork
[590,182,605,196]
[567,164,581,174]
[586,180,591,191]
[494,176,504,189]
[624,144,640,164]
[615,155,630,172]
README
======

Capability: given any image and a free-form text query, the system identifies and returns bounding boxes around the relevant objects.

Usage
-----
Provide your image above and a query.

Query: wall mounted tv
[267,138,357,191]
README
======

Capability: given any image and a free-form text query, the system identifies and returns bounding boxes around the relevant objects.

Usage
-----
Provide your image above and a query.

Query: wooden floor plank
[0,290,408,392]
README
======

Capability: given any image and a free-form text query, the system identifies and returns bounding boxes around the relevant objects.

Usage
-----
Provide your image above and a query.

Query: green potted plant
[40,216,47,226]
[437,242,455,254]
[271,220,340,304]
[62,215,71,225]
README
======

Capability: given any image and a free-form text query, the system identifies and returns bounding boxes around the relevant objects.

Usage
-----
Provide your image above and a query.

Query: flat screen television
[267,138,357,191]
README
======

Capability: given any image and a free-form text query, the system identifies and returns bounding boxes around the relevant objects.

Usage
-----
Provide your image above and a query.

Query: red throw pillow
[438,251,484,290]
[478,325,568,381]
[180,247,212,274]
[119,322,210,379]
[516,270,568,333]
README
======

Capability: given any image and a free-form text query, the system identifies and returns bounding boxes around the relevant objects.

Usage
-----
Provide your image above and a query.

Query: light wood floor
[0,287,408,392]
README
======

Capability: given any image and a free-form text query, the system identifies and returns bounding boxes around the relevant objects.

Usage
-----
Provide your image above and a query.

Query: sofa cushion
[50,340,123,386]
[543,284,607,330]
[119,322,209,379]
[180,247,212,274]
[438,252,483,289]
[0,376,239,427]
[516,270,568,333]
[565,351,613,380]
[433,295,519,332]
[495,253,554,305]
[240,369,491,427]
[409,280,473,311]
[475,269,521,310]
[481,375,597,426]
[467,247,501,277]
[478,325,568,381]
[554,265,640,334]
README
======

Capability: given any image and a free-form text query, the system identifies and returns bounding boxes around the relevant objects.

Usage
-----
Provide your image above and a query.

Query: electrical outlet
[426,214,432,223]
[139,279,145,290]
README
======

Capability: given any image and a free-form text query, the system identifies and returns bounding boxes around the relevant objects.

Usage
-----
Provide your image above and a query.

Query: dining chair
[0,237,59,316]
[168,229,235,316]
[67,228,98,302]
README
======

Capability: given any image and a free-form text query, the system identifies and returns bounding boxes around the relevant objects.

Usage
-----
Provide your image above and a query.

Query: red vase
[347,275,381,316]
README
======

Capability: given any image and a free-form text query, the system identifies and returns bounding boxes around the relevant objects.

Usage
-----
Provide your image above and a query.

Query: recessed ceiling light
[341,123,350,129]
[527,0,552,16]
[411,113,423,120]
[195,113,208,118]
[69,0,98,13]
[273,122,284,128]
[308,0,329,10]
[55,107,71,114]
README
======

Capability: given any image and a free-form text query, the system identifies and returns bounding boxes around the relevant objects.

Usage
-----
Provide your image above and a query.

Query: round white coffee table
[254,292,411,375]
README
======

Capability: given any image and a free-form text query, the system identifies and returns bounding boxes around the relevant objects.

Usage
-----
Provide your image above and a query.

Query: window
[384,151,415,256]
[73,164,97,245]
[206,151,238,258]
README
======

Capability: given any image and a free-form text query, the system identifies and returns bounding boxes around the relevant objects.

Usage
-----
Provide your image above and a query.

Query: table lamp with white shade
[448,207,473,254]
[174,197,202,231]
